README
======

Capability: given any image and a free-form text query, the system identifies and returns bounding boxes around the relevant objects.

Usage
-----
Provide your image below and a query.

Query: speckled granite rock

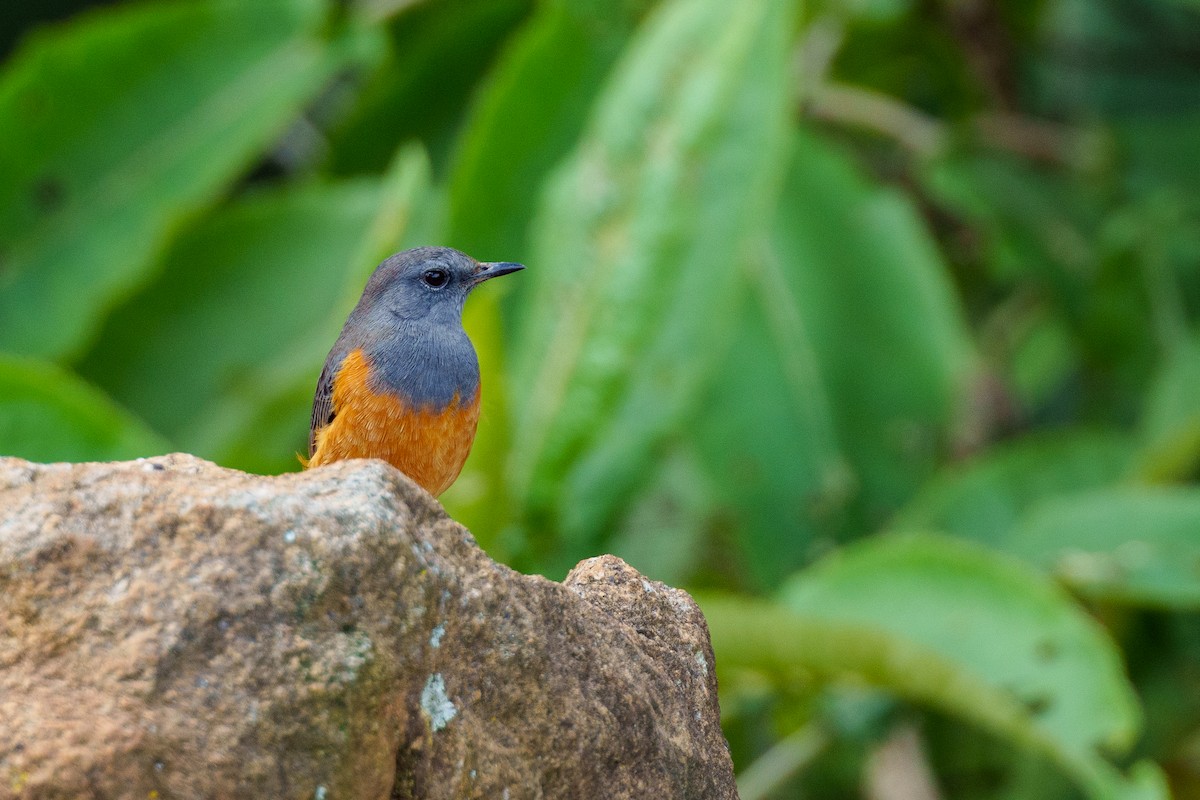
[0,454,736,799]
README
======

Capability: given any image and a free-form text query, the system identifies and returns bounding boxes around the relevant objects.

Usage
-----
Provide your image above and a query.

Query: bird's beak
[473,261,525,285]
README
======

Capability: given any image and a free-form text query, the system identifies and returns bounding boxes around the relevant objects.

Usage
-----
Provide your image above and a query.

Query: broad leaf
[0,0,379,359]
[691,261,851,588]
[894,431,1134,545]
[1009,488,1200,609]
[445,0,645,266]
[327,0,530,176]
[772,129,978,529]
[1135,336,1200,482]
[605,444,715,586]
[707,533,1163,800]
[0,355,167,462]
[703,584,1166,800]
[507,0,796,557]
[439,2,646,544]
[780,534,1140,756]
[78,179,387,466]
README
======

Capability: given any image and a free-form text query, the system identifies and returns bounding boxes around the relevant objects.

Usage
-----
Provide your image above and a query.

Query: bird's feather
[309,356,338,458]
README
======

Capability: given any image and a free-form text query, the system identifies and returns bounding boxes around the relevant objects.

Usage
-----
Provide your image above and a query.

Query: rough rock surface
[0,454,736,799]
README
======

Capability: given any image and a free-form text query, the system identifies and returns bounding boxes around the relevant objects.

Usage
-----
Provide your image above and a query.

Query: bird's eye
[422,269,449,288]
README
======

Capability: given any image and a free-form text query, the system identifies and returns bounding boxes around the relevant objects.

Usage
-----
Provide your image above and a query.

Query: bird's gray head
[359,246,524,326]
[334,246,524,409]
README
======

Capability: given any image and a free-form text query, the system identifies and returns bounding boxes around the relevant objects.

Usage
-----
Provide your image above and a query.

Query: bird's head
[360,246,524,326]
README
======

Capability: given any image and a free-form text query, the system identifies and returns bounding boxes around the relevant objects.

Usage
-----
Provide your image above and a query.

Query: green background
[2,0,1199,797]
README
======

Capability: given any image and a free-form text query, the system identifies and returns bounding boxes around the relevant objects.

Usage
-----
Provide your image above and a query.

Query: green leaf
[507,0,796,556]
[1009,311,1077,411]
[894,431,1134,546]
[702,583,1166,800]
[1134,336,1200,482]
[439,2,646,547]
[605,443,715,586]
[1115,115,1200,205]
[780,534,1140,755]
[445,0,645,265]
[1008,489,1200,609]
[691,261,852,587]
[0,0,381,359]
[824,0,913,23]
[1031,0,1200,117]
[921,151,1158,422]
[772,129,978,526]
[77,179,387,465]
[0,355,168,462]
[326,0,530,176]
[703,533,1162,800]
[921,152,1099,288]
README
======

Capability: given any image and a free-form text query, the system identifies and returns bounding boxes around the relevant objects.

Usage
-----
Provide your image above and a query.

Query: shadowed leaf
[0,0,380,359]
[0,355,168,462]
[78,180,388,467]
[507,0,796,564]
[770,129,978,533]
[445,0,646,267]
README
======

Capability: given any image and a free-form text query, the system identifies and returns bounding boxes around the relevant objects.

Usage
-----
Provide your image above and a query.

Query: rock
[0,455,737,799]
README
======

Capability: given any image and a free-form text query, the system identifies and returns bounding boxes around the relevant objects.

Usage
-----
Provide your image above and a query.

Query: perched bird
[306,246,524,496]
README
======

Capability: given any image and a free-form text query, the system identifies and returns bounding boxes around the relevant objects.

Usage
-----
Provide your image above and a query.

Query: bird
[305,246,524,496]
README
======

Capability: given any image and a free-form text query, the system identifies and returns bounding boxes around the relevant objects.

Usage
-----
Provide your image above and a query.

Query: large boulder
[0,454,736,799]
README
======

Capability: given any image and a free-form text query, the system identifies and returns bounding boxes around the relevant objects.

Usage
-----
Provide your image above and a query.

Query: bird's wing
[309,355,339,458]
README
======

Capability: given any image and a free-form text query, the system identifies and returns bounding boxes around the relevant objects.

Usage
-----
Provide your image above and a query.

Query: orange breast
[307,349,480,497]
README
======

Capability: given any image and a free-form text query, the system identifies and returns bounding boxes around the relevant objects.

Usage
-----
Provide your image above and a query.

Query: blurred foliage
[2,0,1200,796]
